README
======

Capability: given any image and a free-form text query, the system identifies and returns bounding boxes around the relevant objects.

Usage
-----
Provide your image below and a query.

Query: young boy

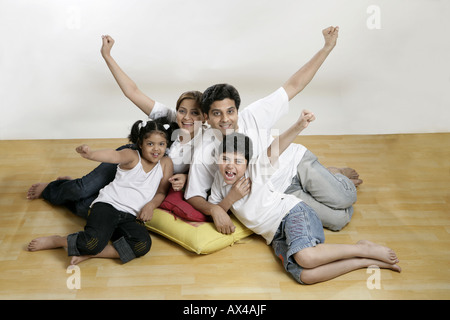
[208,111,400,284]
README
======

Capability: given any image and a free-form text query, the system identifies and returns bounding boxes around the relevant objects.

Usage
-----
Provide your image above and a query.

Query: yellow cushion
[145,209,253,254]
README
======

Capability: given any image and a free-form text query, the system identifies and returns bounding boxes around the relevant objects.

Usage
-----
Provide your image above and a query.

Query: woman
[27,35,206,217]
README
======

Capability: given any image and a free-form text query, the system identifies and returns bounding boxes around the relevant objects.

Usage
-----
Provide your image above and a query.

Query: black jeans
[67,202,152,263]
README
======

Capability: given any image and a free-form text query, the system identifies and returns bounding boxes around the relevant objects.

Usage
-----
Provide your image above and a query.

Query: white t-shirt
[91,152,163,216]
[184,87,307,200]
[208,153,301,244]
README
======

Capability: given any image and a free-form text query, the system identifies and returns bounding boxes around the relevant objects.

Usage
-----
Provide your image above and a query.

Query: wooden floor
[0,133,449,300]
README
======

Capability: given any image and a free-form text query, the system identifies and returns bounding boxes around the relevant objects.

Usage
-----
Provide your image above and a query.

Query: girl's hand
[138,202,155,222]
[298,110,316,130]
[76,144,91,159]
[168,174,187,192]
[101,35,115,57]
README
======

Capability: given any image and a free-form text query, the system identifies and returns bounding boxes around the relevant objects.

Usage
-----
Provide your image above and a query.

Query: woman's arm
[101,35,155,116]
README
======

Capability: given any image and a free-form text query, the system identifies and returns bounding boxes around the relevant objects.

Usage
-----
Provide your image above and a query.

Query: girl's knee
[79,235,107,256]
[132,237,152,257]
[128,230,152,258]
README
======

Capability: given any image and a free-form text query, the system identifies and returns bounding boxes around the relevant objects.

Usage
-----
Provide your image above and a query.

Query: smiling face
[205,98,239,136]
[218,151,248,185]
[176,99,204,138]
[140,132,168,164]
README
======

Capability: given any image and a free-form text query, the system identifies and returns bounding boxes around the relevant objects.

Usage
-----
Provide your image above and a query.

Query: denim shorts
[271,201,325,284]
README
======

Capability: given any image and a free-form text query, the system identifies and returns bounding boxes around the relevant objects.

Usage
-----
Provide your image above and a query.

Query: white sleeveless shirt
[91,151,163,216]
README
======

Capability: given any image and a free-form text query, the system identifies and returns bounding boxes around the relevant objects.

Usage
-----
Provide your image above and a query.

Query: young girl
[209,111,401,284]
[27,118,174,265]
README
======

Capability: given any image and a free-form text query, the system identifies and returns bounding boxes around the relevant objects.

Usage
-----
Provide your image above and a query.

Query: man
[184,26,362,234]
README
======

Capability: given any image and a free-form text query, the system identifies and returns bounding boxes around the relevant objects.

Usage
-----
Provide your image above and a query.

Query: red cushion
[159,188,209,222]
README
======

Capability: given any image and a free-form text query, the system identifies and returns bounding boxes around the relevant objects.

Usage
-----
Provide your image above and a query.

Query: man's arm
[282,26,339,101]
[187,196,236,234]
[101,35,155,115]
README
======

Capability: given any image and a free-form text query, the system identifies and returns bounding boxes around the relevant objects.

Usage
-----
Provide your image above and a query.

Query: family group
[26,27,401,284]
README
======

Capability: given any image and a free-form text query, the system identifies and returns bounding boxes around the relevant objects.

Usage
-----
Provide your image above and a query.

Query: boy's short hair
[201,83,241,114]
[219,132,253,164]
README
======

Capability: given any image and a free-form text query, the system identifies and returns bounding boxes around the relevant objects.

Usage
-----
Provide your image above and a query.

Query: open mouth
[151,152,161,158]
[225,170,236,180]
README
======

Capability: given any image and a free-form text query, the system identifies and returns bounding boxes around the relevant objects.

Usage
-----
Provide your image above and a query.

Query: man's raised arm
[283,26,339,101]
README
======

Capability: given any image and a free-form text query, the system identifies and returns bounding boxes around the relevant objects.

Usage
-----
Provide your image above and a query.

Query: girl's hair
[219,132,253,164]
[128,117,178,154]
[176,91,203,111]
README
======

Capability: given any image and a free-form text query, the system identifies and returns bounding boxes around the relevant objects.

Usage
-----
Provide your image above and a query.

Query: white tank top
[92,151,163,216]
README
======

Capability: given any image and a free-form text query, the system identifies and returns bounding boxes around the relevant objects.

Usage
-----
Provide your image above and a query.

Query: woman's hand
[101,35,115,58]
[169,174,187,191]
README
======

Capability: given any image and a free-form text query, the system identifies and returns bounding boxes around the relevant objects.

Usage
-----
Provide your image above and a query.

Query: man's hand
[210,205,236,235]
[322,26,339,51]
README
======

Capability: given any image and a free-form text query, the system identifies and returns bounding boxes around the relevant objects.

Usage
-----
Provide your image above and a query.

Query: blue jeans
[284,150,356,231]
[67,202,151,263]
[41,144,135,218]
[271,202,325,284]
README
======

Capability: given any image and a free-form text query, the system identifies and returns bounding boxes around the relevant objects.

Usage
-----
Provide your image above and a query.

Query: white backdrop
[1,0,449,140]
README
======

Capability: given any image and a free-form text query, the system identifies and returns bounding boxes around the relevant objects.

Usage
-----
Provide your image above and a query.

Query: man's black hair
[201,83,241,114]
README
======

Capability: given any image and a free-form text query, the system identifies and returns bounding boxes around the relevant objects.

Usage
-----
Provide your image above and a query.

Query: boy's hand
[101,35,115,57]
[76,144,91,159]
[229,177,251,203]
[322,26,339,51]
[298,109,316,129]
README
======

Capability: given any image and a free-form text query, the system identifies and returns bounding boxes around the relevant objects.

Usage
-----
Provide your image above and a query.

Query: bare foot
[27,183,49,199]
[365,259,402,273]
[27,235,66,251]
[357,240,399,264]
[71,255,91,265]
[328,167,363,187]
